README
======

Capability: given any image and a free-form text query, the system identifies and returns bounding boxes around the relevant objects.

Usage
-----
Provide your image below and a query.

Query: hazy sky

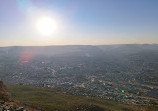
[0,0,158,46]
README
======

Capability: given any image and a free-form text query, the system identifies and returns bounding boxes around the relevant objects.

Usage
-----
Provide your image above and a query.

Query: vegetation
[7,85,158,111]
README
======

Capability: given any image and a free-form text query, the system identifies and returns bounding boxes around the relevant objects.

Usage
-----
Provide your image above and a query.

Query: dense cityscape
[0,45,158,105]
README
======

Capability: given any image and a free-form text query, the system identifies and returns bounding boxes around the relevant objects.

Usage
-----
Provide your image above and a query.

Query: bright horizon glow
[36,17,57,36]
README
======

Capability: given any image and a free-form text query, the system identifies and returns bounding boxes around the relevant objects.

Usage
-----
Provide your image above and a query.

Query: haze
[0,0,158,46]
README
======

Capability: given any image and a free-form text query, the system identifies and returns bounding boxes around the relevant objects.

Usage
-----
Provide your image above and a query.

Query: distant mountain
[1,44,158,56]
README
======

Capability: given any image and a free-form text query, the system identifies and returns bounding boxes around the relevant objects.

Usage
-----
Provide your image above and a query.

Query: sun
[36,17,57,36]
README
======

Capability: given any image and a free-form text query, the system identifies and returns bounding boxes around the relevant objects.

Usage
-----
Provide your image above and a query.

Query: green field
[7,85,158,111]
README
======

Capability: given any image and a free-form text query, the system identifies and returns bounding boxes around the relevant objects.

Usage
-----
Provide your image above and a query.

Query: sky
[0,0,158,46]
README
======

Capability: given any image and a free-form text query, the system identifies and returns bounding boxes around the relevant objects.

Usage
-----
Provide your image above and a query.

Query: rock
[5,105,10,110]
[16,107,24,111]
[0,108,4,111]
[0,101,5,105]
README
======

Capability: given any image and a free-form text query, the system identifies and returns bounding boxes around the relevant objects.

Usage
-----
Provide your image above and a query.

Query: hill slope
[7,85,158,111]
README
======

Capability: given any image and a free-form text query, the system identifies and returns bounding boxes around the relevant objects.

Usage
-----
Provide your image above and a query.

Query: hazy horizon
[1,43,158,48]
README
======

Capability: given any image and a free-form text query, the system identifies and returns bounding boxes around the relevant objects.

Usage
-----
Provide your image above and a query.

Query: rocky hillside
[0,81,10,101]
[0,81,34,111]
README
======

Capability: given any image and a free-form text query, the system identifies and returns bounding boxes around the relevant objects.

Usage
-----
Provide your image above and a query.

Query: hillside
[0,81,35,111]
[0,81,9,101]
[7,85,158,111]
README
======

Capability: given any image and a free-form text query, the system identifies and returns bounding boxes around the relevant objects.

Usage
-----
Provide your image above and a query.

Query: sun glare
[36,17,57,36]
